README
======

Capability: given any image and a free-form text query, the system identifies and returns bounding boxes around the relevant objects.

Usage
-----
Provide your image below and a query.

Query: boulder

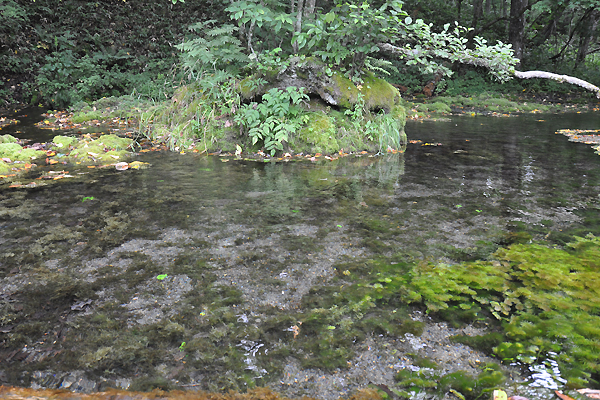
[240,57,401,112]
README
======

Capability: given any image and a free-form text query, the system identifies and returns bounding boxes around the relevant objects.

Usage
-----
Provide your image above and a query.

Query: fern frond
[364,57,398,76]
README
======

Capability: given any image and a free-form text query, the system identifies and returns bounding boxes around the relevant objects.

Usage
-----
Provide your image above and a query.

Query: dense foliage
[1,0,599,106]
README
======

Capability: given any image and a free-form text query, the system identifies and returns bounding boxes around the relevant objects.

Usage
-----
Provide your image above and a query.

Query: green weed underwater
[402,236,599,386]
[302,234,600,397]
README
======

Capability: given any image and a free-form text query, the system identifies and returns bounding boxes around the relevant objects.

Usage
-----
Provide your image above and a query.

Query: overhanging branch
[378,42,600,99]
[514,71,600,98]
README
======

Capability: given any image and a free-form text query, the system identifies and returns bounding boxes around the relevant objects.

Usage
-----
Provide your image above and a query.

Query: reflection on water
[1,110,600,397]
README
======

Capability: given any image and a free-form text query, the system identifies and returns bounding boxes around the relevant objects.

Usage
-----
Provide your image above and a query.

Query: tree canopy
[173,0,599,97]
[0,0,599,106]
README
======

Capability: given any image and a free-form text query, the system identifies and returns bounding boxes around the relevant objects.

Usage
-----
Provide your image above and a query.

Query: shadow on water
[1,109,600,398]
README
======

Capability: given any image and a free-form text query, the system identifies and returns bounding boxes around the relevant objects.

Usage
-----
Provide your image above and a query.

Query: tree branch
[514,71,600,98]
[378,43,600,99]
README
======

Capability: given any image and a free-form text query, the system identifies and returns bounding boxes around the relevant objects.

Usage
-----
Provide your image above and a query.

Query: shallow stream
[1,108,599,399]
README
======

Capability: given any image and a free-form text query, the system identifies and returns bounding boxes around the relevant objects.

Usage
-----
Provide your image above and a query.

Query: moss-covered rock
[0,142,46,161]
[95,134,132,151]
[242,58,401,112]
[70,110,104,123]
[362,75,401,112]
[329,72,360,109]
[335,73,402,112]
[0,134,18,144]
[66,134,132,163]
[51,135,79,149]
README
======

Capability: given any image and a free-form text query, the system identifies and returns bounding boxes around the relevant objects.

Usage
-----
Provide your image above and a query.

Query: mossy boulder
[66,134,132,163]
[330,72,401,112]
[71,111,104,123]
[94,134,131,150]
[51,135,79,149]
[0,142,46,161]
[242,57,401,112]
[0,134,18,144]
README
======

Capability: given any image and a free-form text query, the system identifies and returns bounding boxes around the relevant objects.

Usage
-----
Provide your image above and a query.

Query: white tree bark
[514,71,600,98]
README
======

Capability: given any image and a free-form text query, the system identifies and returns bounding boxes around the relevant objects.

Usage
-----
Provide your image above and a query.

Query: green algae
[270,233,600,387]
[394,363,506,399]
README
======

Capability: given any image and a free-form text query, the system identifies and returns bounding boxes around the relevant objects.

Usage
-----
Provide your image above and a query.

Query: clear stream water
[0,108,599,398]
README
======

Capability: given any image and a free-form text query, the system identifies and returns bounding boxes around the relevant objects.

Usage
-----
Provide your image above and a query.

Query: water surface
[1,110,599,398]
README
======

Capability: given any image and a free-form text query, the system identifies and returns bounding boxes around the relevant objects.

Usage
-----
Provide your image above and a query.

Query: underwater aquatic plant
[357,234,600,387]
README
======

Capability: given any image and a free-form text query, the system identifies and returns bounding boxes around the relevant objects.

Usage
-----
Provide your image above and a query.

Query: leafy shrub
[36,50,171,108]
[176,20,248,74]
[234,86,309,155]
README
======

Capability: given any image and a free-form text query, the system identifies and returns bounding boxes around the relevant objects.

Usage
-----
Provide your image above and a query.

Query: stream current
[1,109,599,399]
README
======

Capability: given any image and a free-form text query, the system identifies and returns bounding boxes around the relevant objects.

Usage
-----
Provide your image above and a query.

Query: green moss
[430,101,452,113]
[64,134,132,163]
[71,110,104,123]
[0,143,26,158]
[95,134,132,150]
[295,112,339,154]
[390,105,407,129]
[361,74,401,112]
[51,135,78,149]
[331,72,360,109]
[0,142,45,161]
[0,134,18,143]
[0,160,11,173]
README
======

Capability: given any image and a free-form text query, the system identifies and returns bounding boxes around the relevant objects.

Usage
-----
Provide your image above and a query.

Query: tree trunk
[509,0,528,63]
[575,9,600,69]
[531,1,569,47]
[473,0,484,28]
[550,8,594,62]
[304,0,316,17]
[292,0,305,54]
[468,0,484,42]
[514,70,600,98]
